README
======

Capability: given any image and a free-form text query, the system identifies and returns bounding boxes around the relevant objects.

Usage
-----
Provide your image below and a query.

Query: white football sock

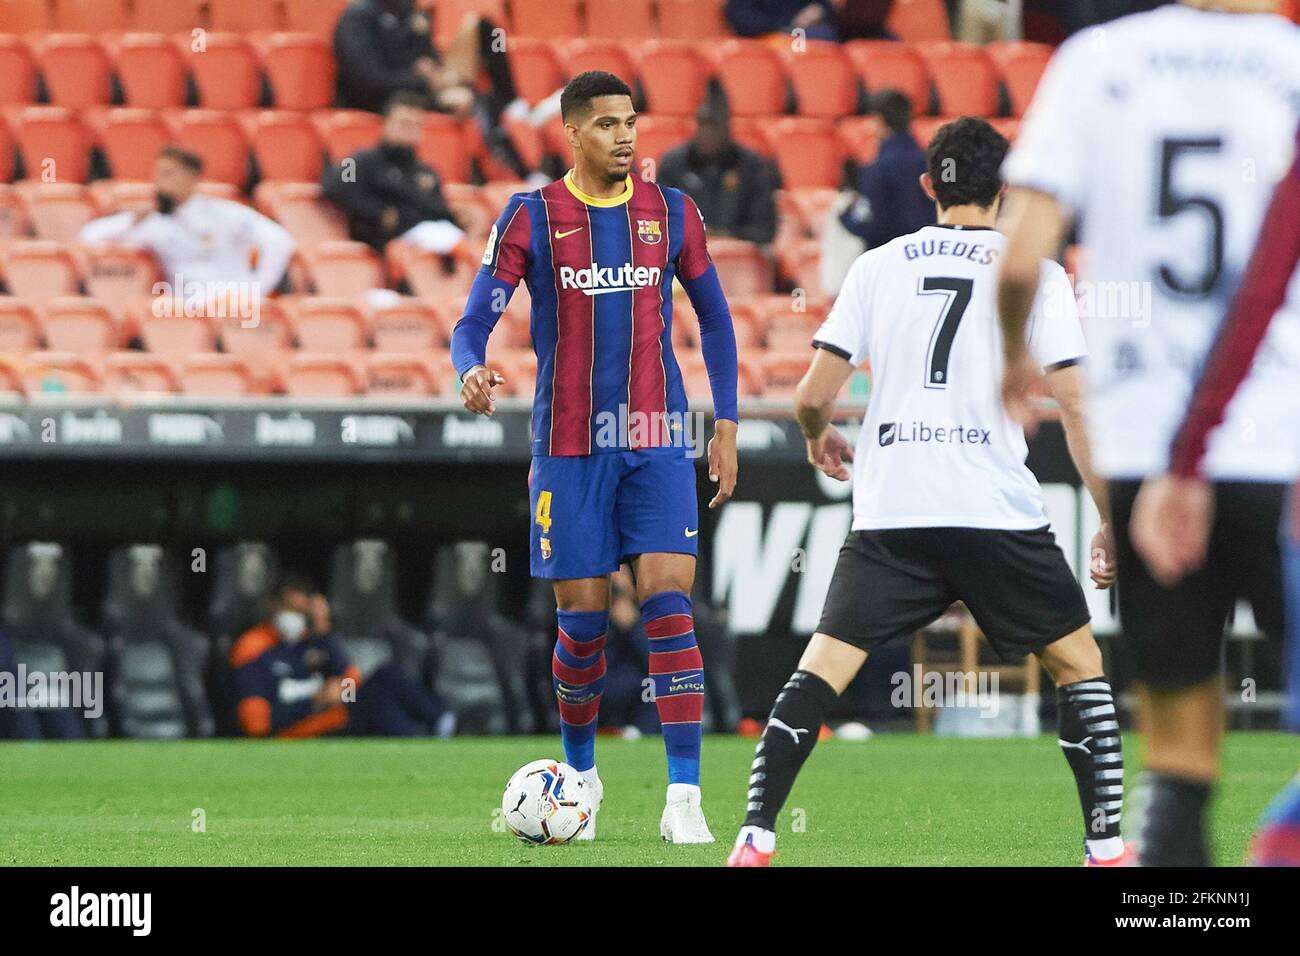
[666,782,700,803]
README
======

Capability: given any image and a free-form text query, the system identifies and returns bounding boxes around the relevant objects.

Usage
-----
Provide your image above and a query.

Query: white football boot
[660,784,715,844]
[575,771,602,841]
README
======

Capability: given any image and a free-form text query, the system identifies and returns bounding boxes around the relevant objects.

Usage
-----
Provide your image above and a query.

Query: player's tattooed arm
[796,348,856,482]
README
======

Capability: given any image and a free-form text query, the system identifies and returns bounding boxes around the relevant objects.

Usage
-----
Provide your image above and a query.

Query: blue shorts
[529,449,699,579]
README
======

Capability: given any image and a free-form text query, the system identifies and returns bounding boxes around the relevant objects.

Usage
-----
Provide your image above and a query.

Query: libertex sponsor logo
[558,263,662,296]
[878,420,991,448]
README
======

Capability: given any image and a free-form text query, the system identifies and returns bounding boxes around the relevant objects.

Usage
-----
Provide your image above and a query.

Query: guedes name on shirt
[902,240,1000,265]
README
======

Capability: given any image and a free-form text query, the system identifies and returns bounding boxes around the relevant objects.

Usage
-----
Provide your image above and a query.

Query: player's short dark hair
[925,117,1009,210]
[158,145,203,173]
[383,90,427,116]
[560,71,634,121]
[274,571,317,600]
[870,89,912,134]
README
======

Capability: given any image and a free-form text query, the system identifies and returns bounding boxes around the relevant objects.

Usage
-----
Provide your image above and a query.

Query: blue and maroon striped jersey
[469,172,728,457]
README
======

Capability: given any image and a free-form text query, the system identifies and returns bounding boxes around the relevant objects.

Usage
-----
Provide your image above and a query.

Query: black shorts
[817,526,1092,661]
[1110,480,1285,689]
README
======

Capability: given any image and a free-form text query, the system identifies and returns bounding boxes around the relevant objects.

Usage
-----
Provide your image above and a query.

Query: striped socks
[643,591,705,786]
[552,609,608,773]
[1057,677,1126,858]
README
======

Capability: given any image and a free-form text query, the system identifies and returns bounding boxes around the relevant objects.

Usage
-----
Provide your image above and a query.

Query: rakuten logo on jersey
[559,263,662,296]
[878,421,991,447]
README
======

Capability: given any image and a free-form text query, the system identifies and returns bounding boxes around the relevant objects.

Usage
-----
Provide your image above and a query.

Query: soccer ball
[501,759,592,845]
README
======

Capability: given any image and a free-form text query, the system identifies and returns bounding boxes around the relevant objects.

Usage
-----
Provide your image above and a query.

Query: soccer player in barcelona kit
[451,72,739,843]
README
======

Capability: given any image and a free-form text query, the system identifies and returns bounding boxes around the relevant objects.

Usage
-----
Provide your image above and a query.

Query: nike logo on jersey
[554,227,584,239]
[766,717,809,745]
[684,528,698,537]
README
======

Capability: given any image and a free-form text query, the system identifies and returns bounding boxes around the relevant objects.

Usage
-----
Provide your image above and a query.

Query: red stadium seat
[282,353,361,396]
[763,117,846,190]
[56,0,130,32]
[35,34,113,108]
[633,114,693,169]
[185,33,262,110]
[180,353,258,396]
[93,108,171,180]
[364,353,436,396]
[632,40,711,118]
[782,42,858,119]
[759,350,813,399]
[131,0,202,32]
[561,38,637,84]
[3,240,80,303]
[261,33,336,110]
[293,241,384,297]
[136,303,216,355]
[103,351,180,394]
[283,0,351,38]
[41,296,119,353]
[728,116,774,157]
[253,181,348,242]
[290,297,368,352]
[586,0,654,40]
[708,239,774,299]
[15,181,97,242]
[216,298,292,361]
[22,351,101,394]
[835,116,880,166]
[313,109,382,164]
[776,187,840,241]
[986,42,1052,118]
[886,0,952,42]
[417,113,471,183]
[0,0,53,33]
[0,35,38,106]
[385,241,475,300]
[507,37,565,106]
[208,0,286,32]
[657,0,728,40]
[247,111,326,182]
[87,179,157,214]
[843,41,931,116]
[111,33,189,109]
[163,109,251,186]
[512,0,581,39]
[12,107,93,183]
[370,299,446,351]
[79,244,160,319]
[910,115,951,149]
[431,0,509,43]
[710,40,786,118]
[678,349,761,398]
[916,42,998,116]
[0,297,40,352]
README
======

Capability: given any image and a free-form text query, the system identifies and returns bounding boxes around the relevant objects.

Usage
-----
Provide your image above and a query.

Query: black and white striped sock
[1057,678,1125,851]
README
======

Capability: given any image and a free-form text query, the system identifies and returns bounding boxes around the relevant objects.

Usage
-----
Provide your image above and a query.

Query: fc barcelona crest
[637,219,662,244]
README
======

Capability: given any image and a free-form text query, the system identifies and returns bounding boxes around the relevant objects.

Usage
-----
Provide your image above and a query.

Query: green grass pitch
[1,733,1294,866]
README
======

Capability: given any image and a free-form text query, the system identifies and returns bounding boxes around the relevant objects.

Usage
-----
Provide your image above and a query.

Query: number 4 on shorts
[535,490,553,533]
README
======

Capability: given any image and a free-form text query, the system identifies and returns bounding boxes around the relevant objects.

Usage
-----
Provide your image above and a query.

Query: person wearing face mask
[78,146,295,303]
[322,92,481,267]
[229,573,447,738]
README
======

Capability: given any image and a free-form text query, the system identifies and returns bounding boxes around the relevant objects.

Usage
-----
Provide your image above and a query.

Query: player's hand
[459,364,506,415]
[313,677,345,709]
[707,419,738,510]
[1001,351,1042,436]
[1132,474,1214,587]
[806,426,854,481]
[1089,521,1117,590]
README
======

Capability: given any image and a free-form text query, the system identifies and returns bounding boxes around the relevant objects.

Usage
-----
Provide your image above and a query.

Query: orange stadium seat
[248,111,327,182]
[775,237,825,293]
[111,33,189,109]
[56,0,130,32]
[293,241,384,297]
[87,179,158,214]
[507,37,565,106]
[253,181,348,242]
[15,181,96,242]
[632,41,711,118]
[417,113,471,183]
[711,40,787,117]
[262,33,336,110]
[783,42,858,119]
[185,33,262,110]
[208,0,287,32]
[290,297,368,352]
[708,239,774,299]
[586,0,655,40]
[0,185,27,238]
[216,299,292,359]
[633,114,693,168]
[657,0,728,40]
[728,116,773,157]
[757,295,826,349]
[835,116,880,165]
[910,115,951,148]
[313,109,382,163]
[843,41,931,116]
[776,187,839,241]
[282,353,361,396]
[0,35,38,106]
[103,351,180,394]
[22,351,101,395]
[441,182,492,240]
[678,349,761,398]
[283,0,351,37]
[3,240,80,303]
[93,108,172,180]
[763,117,846,190]
[0,0,53,33]
[886,0,952,42]
[0,297,40,352]
[916,42,998,116]
[136,305,216,355]
[164,110,251,186]
[34,34,114,108]
[364,353,437,396]
[431,0,509,42]
[986,42,1052,118]
[0,123,15,184]
[179,353,258,396]
[131,0,202,32]
[561,38,637,84]
[371,299,446,351]
[760,350,812,399]
[12,107,93,182]
[79,244,160,318]
[385,241,475,300]
[41,297,119,352]
[512,0,581,39]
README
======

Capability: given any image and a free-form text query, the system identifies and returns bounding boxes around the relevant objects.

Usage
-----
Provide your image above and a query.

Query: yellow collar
[563,170,634,207]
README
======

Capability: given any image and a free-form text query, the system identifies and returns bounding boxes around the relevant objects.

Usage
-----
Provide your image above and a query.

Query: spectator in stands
[230,573,447,738]
[657,97,778,245]
[78,146,294,306]
[322,92,477,266]
[725,0,841,39]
